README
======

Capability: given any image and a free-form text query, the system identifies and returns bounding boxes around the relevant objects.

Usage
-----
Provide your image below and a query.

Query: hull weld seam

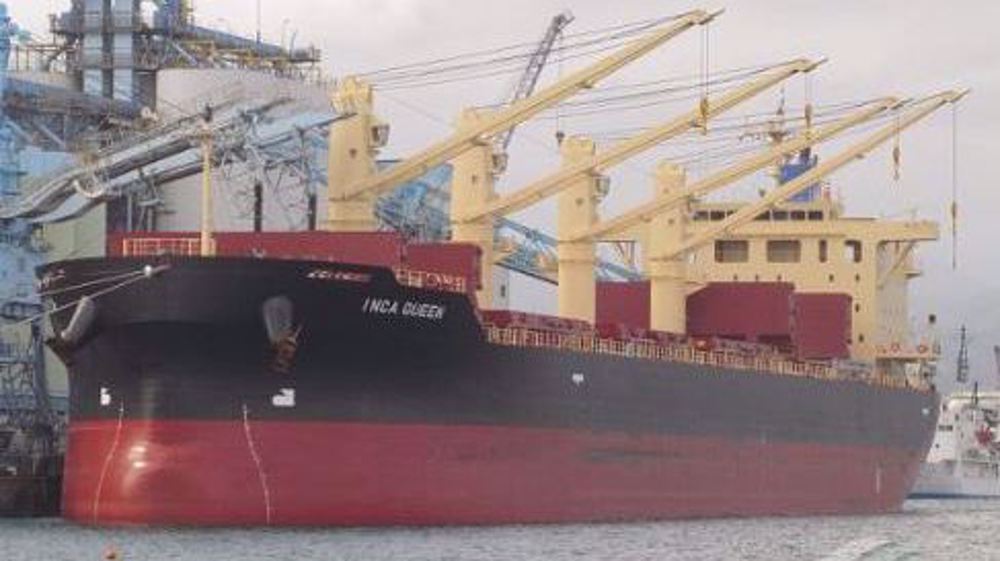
[242,403,273,525]
[92,402,125,524]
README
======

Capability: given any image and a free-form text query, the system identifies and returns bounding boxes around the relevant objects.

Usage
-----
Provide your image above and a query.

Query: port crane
[326,9,720,232]
[0,1,55,441]
[493,10,575,162]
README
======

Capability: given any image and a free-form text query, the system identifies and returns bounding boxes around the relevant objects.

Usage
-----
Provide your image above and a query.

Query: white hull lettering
[362,298,446,321]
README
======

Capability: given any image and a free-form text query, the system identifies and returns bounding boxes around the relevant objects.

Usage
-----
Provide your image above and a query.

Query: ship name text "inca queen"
[362,298,447,321]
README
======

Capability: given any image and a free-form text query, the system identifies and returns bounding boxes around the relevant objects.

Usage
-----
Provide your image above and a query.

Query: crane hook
[892,135,902,181]
[699,96,710,134]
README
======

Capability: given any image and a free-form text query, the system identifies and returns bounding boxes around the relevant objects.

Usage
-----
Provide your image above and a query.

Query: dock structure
[0,0,325,454]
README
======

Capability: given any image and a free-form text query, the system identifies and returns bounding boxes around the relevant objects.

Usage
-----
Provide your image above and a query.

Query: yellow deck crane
[663,90,967,260]
[564,97,901,330]
[326,9,720,233]
[605,89,966,335]
[452,58,822,308]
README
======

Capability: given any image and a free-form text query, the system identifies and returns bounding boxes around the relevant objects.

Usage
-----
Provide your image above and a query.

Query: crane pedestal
[556,136,602,324]
[327,78,383,233]
[647,162,688,334]
[450,109,499,307]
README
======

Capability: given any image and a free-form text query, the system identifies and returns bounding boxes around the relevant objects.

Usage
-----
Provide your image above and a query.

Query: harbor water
[1,499,997,560]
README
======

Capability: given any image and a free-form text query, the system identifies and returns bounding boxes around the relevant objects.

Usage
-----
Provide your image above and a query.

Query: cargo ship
[42,231,939,526]
[36,9,963,526]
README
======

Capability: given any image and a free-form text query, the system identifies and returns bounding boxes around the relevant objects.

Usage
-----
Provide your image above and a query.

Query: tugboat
[911,390,1000,498]
[911,337,1000,499]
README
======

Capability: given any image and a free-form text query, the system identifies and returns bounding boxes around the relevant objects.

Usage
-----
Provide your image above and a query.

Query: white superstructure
[911,391,1000,498]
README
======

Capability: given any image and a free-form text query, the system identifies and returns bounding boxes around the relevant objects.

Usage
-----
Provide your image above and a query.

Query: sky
[9,0,1000,388]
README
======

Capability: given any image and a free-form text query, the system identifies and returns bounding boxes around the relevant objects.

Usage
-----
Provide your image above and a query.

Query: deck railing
[122,238,201,257]
[484,325,924,391]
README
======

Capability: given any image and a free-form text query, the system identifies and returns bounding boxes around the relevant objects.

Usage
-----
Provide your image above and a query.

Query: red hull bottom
[64,420,923,526]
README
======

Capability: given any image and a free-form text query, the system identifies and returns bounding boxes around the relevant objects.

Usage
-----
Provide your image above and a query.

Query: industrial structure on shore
[0,0,328,516]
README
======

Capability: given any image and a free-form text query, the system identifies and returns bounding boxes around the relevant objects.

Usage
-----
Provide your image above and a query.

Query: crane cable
[951,102,960,270]
[892,113,902,182]
[358,15,673,80]
[555,24,566,146]
[803,72,814,137]
[629,100,915,171]
[582,97,890,139]
[548,63,785,111]
[363,16,676,89]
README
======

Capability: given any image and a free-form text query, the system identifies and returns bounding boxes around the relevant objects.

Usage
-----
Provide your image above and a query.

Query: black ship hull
[42,257,939,525]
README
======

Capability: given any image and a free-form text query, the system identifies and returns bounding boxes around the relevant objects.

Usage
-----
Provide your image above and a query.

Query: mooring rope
[2,265,169,333]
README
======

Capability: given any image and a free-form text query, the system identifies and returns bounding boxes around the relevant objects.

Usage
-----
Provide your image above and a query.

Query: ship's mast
[957,325,970,385]
[994,345,1000,388]
[199,105,216,257]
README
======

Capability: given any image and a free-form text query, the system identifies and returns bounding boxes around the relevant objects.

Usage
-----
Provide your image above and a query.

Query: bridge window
[767,240,801,263]
[845,240,863,263]
[715,240,749,263]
